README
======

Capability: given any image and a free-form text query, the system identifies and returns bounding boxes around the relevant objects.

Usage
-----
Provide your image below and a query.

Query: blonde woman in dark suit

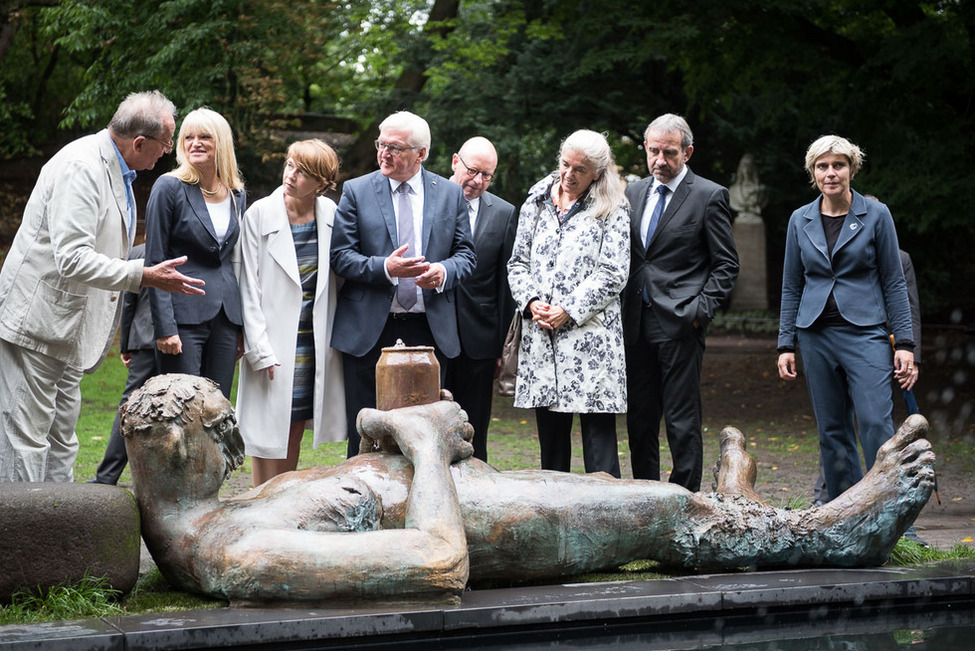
[146,108,246,398]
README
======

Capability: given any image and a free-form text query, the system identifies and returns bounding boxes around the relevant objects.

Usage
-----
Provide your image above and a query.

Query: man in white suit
[0,90,206,482]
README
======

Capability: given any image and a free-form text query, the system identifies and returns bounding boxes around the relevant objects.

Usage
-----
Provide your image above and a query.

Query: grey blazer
[330,167,476,358]
[622,167,739,341]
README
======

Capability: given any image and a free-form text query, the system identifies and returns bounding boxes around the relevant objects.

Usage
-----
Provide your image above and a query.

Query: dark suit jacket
[622,168,739,341]
[330,167,476,358]
[120,244,155,353]
[900,250,921,363]
[145,175,246,339]
[456,191,518,359]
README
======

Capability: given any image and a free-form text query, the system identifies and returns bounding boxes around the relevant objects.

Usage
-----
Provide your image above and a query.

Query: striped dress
[290,220,318,422]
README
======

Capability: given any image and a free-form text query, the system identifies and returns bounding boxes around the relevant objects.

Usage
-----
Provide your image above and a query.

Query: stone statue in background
[729,153,767,224]
[729,153,770,310]
[122,373,935,605]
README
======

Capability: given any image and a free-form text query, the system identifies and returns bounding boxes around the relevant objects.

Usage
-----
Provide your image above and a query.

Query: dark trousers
[93,349,158,485]
[444,352,496,462]
[624,306,705,491]
[156,309,240,399]
[342,314,446,458]
[535,408,620,477]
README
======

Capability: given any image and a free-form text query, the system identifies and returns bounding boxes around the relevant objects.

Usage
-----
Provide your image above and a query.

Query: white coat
[236,187,346,458]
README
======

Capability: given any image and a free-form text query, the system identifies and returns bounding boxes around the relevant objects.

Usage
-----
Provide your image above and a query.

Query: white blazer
[236,187,346,457]
[0,129,143,370]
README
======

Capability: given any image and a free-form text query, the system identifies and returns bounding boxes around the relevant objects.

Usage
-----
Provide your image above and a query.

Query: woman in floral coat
[507,130,630,476]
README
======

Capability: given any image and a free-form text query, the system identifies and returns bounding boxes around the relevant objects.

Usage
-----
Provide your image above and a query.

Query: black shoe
[902,528,930,548]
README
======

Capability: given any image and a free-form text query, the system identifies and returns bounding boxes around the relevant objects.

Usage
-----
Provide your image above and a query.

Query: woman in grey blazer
[146,108,246,398]
[777,135,916,501]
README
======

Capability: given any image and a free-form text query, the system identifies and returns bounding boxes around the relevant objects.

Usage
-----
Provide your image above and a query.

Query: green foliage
[2,1,972,309]
[0,574,123,625]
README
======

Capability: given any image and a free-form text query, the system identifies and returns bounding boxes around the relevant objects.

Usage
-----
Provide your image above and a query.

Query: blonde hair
[559,129,627,218]
[804,135,864,188]
[286,139,339,195]
[170,108,244,191]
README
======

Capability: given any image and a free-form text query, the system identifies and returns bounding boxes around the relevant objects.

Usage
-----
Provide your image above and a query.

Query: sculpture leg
[457,416,933,577]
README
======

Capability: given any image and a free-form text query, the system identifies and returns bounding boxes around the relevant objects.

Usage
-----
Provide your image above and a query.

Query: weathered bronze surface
[375,340,440,411]
[122,374,935,605]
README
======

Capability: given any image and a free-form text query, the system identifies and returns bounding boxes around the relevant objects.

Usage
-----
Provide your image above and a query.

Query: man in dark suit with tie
[621,113,739,491]
[444,137,517,462]
[331,111,476,457]
[90,243,159,484]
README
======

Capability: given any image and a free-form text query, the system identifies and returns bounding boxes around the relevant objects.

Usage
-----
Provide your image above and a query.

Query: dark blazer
[145,175,246,339]
[119,244,155,353]
[456,191,518,359]
[330,167,476,358]
[777,190,911,350]
[622,168,739,341]
[901,250,921,363]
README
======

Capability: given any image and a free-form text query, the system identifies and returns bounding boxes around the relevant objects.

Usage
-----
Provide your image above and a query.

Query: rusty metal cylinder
[375,339,440,410]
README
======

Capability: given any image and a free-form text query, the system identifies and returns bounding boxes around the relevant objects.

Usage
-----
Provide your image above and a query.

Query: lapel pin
[850,224,857,230]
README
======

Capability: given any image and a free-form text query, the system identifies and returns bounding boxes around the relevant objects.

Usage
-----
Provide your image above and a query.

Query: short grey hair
[804,135,865,187]
[378,111,431,159]
[644,113,694,150]
[108,91,177,140]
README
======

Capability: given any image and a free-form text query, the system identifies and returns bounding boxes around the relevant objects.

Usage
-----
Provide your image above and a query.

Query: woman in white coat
[507,130,630,477]
[237,139,346,486]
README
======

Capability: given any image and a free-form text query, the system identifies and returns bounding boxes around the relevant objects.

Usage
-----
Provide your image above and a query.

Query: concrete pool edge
[3,560,974,649]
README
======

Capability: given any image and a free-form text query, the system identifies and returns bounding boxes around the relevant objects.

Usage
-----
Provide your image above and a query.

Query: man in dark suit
[331,111,476,457]
[444,137,517,462]
[621,113,739,491]
[91,243,159,484]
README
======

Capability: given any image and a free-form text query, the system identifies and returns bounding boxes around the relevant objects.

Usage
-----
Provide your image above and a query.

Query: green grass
[0,575,124,625]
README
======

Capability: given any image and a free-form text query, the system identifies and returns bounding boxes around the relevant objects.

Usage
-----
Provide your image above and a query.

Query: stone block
[0,483,141,602]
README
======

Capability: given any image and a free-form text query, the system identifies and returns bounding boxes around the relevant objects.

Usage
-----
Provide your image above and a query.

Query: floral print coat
[506,174,630,413]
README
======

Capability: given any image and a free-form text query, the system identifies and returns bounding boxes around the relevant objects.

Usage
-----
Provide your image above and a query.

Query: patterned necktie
[396,183,418,310]
[644,184,669,252]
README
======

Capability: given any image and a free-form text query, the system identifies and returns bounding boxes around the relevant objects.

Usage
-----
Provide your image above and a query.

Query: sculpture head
[121,374,245,495]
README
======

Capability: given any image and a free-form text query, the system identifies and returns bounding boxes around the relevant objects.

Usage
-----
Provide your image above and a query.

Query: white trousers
[0,338,82,482]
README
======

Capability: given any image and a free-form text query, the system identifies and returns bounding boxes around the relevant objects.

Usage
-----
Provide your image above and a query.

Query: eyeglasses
[375,139,419,156]
[457,154,494,182]
[142,134,174,153]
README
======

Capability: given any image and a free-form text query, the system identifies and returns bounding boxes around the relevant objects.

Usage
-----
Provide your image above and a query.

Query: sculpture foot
[799,415,935,565]
[712,426,766,504]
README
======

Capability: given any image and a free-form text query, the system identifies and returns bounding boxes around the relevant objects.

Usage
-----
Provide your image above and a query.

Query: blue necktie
[644,184,668,252]
[396,183,418,310]
[642,184,668,303]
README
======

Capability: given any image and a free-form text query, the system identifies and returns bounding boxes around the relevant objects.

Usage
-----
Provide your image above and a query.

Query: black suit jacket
[119,244,155,353]
[622,168,739,341]
[456,191,518,359]
[145,175,246,338]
